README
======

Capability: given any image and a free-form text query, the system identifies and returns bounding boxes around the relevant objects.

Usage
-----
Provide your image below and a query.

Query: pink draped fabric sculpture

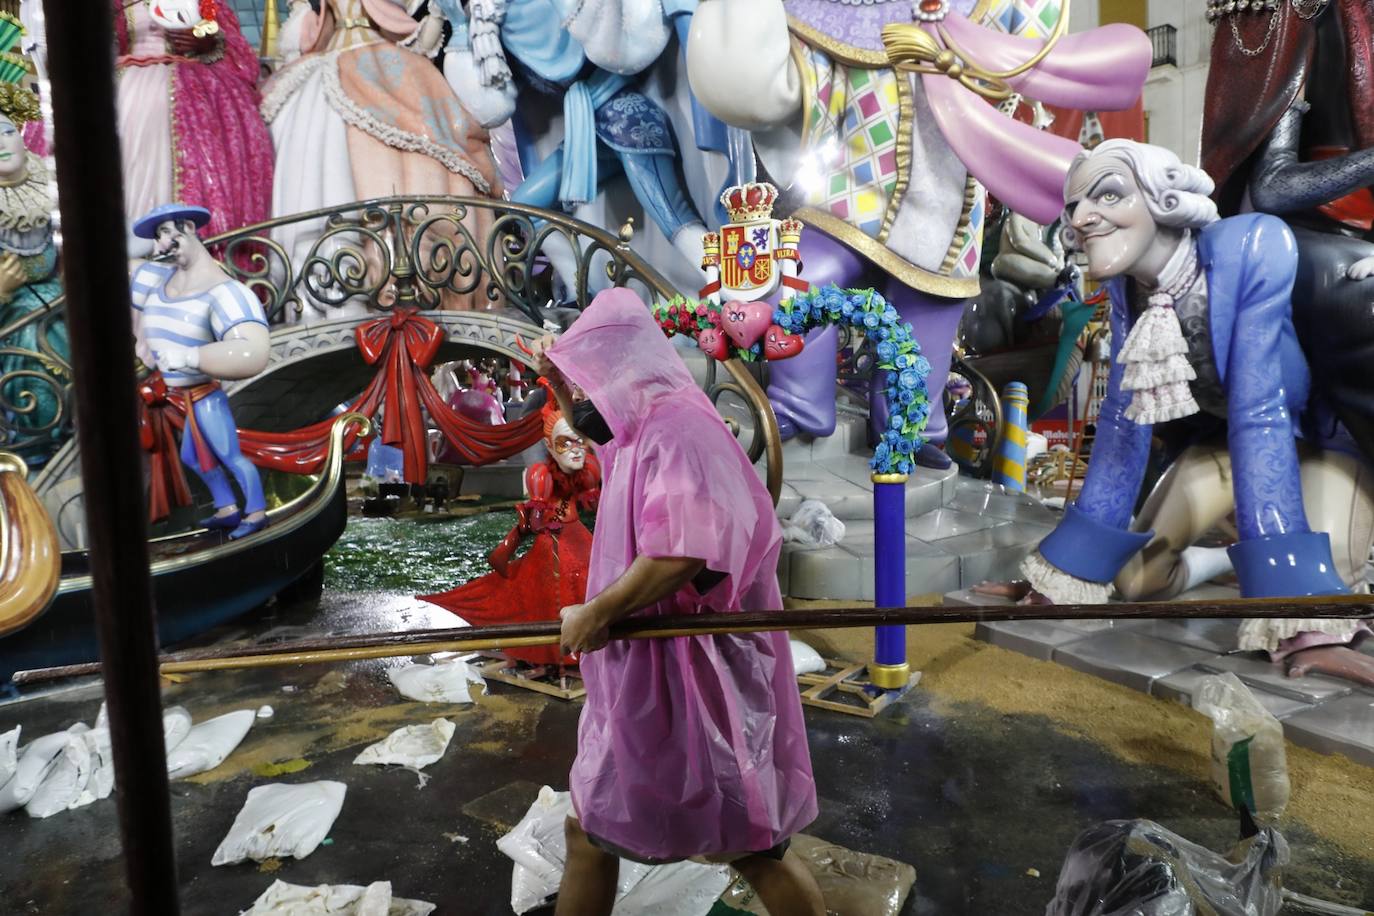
[114,0,274,255]
[263,0,503,319]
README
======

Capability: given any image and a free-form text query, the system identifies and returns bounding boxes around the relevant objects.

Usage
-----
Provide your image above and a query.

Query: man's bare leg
[555,817,619,916]
[1285,644,1374,687]
[732,849,826,916]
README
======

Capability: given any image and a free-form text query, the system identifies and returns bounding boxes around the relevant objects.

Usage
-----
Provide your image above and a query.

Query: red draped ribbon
[139,309,545,522]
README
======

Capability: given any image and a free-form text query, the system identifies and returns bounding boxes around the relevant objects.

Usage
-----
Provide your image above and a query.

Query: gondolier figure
[129,204,270,540]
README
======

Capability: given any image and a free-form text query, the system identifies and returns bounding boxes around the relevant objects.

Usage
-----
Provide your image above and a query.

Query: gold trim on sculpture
[939,174,981,274]
[876,71,915,245]
[796,206,981,298]
[786,0,994,67]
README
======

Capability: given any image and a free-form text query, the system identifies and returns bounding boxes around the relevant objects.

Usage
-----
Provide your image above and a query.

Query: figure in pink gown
[114,0,274,255]
[546,288,818,866]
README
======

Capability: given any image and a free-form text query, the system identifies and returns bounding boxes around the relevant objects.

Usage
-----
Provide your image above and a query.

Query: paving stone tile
[776,548,791,596]
[1054,618,1146,635]
[943,588,1012,608]
[1199,653,1354,703]
[1134,619,1242,655]
[787,476,875,522]
[1282,693,1374,766]
[1052,631,1217,692]
[936,524,1049,589]
[975,620,1089,661]
[1150,666,1216,705]
[774,482,803,520]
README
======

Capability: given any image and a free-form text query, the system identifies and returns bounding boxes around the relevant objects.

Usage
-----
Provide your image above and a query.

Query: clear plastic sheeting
[167,709,258,779]
[1044,820,1288,916]
[781,500,846,548]
[239,879,436,915]
[497,786,733,915]
[789,640,827,676]
[388,660,487,704]
[718,834,916,916]
[1193,673,1291,826]
[353,719,456,770]
[213,781,348,866]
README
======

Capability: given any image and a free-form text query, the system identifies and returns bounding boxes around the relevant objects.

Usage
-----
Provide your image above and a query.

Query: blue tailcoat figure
[1037,213,1348,598]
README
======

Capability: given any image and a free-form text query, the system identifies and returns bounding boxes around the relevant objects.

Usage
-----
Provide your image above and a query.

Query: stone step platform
[779,478,1057,601]
[948,587,1374,768]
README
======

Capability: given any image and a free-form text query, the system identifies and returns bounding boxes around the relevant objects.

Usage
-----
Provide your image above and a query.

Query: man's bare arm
[560,556,707,655]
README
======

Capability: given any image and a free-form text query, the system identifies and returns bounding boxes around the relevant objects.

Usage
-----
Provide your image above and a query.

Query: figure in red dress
[419,390,599,667]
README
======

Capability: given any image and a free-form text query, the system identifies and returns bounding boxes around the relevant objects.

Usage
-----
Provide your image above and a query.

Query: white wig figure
[1060,140,1219,251]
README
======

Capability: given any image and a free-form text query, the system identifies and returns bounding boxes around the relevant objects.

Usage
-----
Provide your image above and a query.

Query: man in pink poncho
[536,288,822,915]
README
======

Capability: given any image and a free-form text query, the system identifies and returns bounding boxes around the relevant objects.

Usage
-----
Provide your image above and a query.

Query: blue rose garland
[774,285,930,475]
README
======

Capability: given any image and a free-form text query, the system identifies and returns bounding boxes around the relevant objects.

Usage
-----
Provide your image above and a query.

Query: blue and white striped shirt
[131,263,268,388]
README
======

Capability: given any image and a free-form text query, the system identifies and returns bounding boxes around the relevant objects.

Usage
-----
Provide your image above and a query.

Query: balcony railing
[1148,23,1178,69]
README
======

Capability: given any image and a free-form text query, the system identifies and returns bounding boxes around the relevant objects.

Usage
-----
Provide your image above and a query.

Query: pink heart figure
[763,325,805,361]
[720,300,773,350]
[696,327,730,361]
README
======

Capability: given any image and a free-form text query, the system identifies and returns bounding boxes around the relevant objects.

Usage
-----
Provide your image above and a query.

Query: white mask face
[0,117,26,183]
[147,0,200,30]
[548,417,586,473]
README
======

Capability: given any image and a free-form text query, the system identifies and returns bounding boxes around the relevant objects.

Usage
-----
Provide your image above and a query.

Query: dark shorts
[586,830,791,867]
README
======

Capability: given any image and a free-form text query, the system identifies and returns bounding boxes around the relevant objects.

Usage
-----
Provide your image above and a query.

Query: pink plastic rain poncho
[548,289,818,861]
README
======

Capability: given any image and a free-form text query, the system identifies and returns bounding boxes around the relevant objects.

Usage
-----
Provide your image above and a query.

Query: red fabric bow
[138,308,546,523]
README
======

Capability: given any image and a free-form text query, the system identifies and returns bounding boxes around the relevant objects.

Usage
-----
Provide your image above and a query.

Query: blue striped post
[992,381,1029,492]
[870,472,909,689]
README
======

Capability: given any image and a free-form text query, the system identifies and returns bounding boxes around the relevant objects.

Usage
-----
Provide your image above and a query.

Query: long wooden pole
[15,594,1373,684]
[41,0,181,910]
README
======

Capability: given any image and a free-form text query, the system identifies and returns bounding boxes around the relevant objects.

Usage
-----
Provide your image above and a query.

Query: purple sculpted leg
[767,229,870,439]
[878,279,967,467]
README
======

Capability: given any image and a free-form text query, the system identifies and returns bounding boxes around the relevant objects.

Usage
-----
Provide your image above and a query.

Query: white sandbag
[212,781,347,866]
[163,705,193,752]
[388,660,485,704]
[781,500,846,548]
[353,719,455,770]
[168,709,256,779]
[0,725,19,791]
[239,879,436,915]
[789,640,826,676]
[0,729,71,813]
[75,727,114,807]
[497,786,731,916]
[25,725,93,818]
[1194,673,1291,826]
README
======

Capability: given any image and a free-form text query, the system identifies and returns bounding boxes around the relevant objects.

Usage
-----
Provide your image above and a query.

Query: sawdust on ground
[786,596,1374,860]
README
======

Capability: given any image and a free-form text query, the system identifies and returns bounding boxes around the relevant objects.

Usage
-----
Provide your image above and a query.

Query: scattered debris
[257,706,274,719]
[239,879,435,915]
[252,758,313,779]
[781,500,846,548]
[498,786,732,915]
[388,660,486,704]
[353,719,456,771]
[1194,673,1290,826]
[1026,868,1041,878]
[719,834,916,916]
[443,832,469,844]
[213,781,347,866]
[789,640,827,677]
[1044,819,1286,916]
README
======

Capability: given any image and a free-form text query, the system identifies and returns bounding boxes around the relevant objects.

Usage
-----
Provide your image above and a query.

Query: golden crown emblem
[720,182,779,223]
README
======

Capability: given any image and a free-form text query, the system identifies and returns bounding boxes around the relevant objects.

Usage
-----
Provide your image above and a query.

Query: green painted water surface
[324,510,519,594]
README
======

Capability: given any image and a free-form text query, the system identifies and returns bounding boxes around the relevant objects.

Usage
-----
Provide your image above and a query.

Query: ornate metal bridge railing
[9,195,781,502]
